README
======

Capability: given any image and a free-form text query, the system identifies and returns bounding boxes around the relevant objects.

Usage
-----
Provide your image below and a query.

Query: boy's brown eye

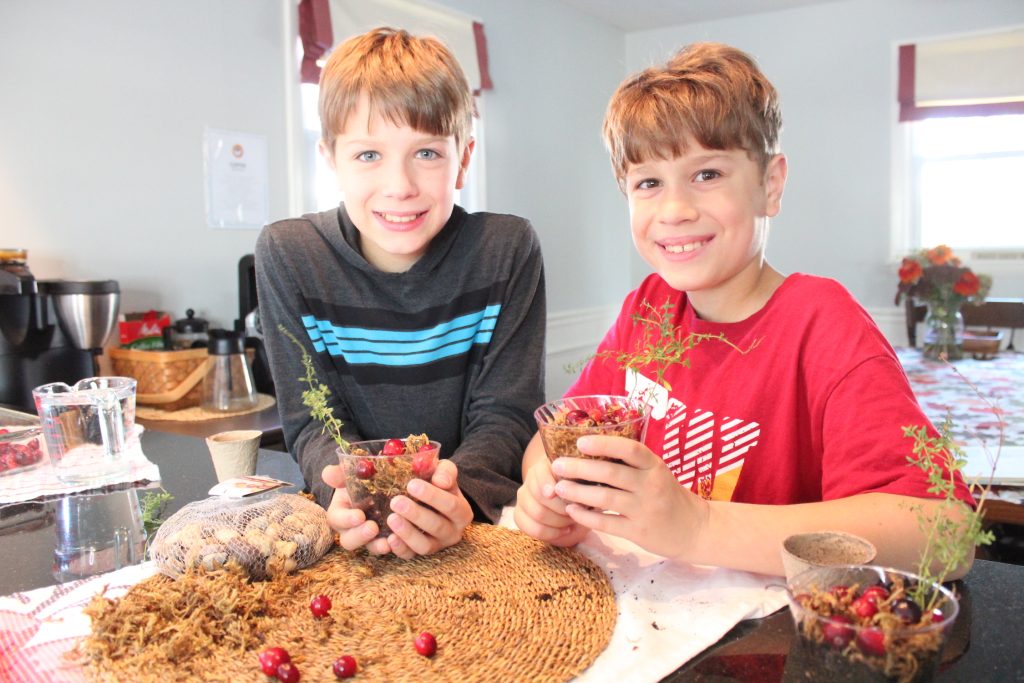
[695,170,721,182]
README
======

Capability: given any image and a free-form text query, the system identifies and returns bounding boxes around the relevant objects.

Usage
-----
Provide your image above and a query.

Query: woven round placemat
[82,523,617,682]
[135,393,276,422]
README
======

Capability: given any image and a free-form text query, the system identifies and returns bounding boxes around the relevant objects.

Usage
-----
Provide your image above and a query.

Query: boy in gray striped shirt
[256,28,545,559]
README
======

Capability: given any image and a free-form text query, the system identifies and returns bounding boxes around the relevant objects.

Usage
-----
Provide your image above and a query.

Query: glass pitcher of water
[32,376,137,484]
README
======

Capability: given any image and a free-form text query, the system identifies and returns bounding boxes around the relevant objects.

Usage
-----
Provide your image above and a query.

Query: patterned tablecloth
[896,348,1024,448]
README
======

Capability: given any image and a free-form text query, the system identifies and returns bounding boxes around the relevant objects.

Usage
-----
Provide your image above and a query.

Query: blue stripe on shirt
[300,304,499,367]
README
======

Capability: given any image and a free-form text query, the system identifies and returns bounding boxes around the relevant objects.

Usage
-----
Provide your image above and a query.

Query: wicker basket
[108,347,210,411]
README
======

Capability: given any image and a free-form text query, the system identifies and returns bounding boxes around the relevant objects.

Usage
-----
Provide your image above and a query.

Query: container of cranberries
[0,426,47,477]
[533,395,649,465]
[785,564,959,682]
[338,434,440,538]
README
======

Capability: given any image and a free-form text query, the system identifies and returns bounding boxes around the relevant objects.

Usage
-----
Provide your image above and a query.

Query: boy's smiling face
[321,96,473,273]
[624,139,786,319]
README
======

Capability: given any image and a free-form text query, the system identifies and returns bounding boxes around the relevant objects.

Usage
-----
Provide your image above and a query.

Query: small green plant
[904,365,1001,609]
[140,488,173,557]
[278,324,349,450]
[568,297,761,390]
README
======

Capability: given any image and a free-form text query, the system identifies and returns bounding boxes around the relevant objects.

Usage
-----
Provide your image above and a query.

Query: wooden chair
[905,297,1024,350]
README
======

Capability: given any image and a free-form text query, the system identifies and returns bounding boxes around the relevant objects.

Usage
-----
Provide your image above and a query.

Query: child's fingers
[322,463,345,488]
[553,477,627,512]
[431,459,457,490]
[575,435,653,469]
[386,529,417,560]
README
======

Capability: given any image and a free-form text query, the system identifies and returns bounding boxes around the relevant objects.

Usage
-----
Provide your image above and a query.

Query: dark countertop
[666,558,1024,682]
[0,429,304,595]
[1,430,1021,681]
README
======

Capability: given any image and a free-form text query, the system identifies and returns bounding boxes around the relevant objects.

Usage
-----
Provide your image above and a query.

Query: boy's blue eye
[416,149,440,160]
[694,169,721,182]
[356,151,381,162]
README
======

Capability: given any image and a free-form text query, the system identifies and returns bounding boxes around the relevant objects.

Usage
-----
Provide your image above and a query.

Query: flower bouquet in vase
[895,245,991,360]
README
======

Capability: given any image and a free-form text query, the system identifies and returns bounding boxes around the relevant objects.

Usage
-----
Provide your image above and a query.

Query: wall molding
[544,306,617,400]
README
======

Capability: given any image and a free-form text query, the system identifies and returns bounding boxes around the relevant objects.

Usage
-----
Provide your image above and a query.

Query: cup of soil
[338,435,439,538]
[534,395,649,463]
[785,564,959,682]
[781,531,877,584]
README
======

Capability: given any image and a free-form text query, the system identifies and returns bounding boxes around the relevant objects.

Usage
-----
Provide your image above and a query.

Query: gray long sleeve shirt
[255,205,545,522]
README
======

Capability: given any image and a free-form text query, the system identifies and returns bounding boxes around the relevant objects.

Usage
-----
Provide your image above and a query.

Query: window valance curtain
[298,0,492,93]
[898,27,1024,121]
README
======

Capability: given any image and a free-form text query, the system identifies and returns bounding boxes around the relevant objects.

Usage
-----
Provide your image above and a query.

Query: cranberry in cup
[533,395,649,482]
[337,435,440,538]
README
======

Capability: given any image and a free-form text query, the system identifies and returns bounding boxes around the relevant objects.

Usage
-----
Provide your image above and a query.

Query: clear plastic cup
[338,437,440,538]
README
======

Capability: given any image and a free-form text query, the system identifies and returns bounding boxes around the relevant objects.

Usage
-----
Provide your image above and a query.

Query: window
[908,114,1024,253]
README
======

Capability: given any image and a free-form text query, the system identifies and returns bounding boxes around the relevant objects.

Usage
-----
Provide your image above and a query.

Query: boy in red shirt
[515,42,972,578]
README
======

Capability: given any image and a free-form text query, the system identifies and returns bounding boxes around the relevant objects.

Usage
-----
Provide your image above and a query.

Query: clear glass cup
[785,564,959,682]
[337,438,440,538]
[534,394,650,464]
[32,376,136,484]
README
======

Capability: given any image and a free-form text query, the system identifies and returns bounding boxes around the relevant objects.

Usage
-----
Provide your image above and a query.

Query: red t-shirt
[568,273,972,506]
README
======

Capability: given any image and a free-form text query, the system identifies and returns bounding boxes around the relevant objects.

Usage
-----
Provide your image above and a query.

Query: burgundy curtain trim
[299,0,333,85]
[900,100,1024,122]
[473,21,493,94]
[898,42,1024,121]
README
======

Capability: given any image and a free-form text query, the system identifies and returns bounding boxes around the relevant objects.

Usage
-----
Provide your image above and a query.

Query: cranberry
[0,428,8,434]
[276,662,301,683]
[821,614,855,649]
[860,584,889,604]
[564,409,591,426]
[850,596,878,619]
[829,585,851,600]
[891,598,923,624]
[414,631,437,657]
[931,608,945,624]
[258,647,291,676]
[856,626,886,656]
[382,438,406,456]
[355,458,376,479]
[310,594,332,618]
[412,449,435,478]
[332,655,358,678]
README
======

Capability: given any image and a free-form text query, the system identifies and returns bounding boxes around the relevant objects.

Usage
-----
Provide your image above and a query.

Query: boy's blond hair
[318,27,473,154]
[603,42,782,188]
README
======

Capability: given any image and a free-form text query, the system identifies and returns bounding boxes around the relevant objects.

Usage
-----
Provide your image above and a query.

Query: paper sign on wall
[203,127,269,230]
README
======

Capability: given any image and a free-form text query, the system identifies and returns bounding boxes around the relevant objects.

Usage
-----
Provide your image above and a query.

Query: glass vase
[922,302,964,360]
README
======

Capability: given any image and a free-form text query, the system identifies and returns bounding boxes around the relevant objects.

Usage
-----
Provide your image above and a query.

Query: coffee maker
[0,249,120,412]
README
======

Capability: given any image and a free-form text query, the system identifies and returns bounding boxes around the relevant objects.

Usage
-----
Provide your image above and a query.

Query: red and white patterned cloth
[897,348,1024,448]
[0,563,159,683]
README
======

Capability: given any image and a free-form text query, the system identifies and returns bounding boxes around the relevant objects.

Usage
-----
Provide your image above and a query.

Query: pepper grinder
[201,329,257,412]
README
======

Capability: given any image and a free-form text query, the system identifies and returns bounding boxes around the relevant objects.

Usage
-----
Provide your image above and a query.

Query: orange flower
[953,271,981,296]
[927,245,953,265]
[898,258,923,284]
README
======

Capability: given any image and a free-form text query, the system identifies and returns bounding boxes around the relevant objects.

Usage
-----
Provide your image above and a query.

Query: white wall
[624,0,1024,336]
[0,0,291,329]
[3,0,1020,399]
